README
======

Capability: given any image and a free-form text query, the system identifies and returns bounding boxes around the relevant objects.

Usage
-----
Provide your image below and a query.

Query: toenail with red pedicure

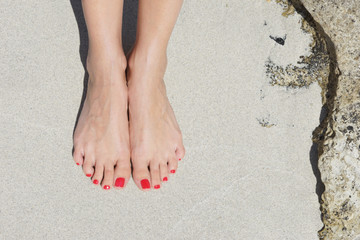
[103,185,110,190]
[179,158,181,161]
[163,177,168,182]
[93,179,99,185]
[86,174,92,177]
[115,178,125,188]
[76,162,80,165]
[140,179,150,189]
[170,170,176,174]
[154,185,160,189]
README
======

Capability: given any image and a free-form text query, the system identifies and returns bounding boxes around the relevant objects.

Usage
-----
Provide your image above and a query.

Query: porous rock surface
[298,0,360,239]
[266,0,330,99]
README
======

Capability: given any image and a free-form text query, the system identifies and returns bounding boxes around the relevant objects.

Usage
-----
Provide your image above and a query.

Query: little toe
[132,161,151,191]
[150,163,161,189]
[73,148,84,166]
[101,164,114,190]
[160,163,168,182]
[113,158,131,189]
[92,163,104,185]
[82,155,95,177]
[175,144,185,161]
[168,156,178,174]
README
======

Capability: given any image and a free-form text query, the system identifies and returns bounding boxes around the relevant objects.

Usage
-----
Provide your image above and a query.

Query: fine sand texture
[1,1,323,239]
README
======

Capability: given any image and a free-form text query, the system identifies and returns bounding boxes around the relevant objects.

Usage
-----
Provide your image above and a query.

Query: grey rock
[295,0,360,239]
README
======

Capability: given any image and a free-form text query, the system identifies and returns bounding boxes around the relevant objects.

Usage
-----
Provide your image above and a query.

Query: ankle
[127,46,167,72]
[86,48,127,87]
[87,48,127,73]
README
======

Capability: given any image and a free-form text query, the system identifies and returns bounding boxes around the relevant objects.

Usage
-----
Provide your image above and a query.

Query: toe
[175,144,185,161]
[101,163,114,190]
[168,155,178,174]
[160,163,168,182]
[113,158,131,189]
[92,163,104,185]
[150,163,161,189]
[73,148,84,166]
[132,160,151,191]
[83,154,95,177]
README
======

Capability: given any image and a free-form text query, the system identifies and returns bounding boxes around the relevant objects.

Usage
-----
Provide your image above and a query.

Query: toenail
[115,178,125,188]
[179,158,181,161]
[154,185,160,189]
[170,170,176,174]
[86,174,92,177]
[93,179,99,185]
[140,179,150,189]
[76,162,80,165]
[163,177,168,182]
[103,185,110,190]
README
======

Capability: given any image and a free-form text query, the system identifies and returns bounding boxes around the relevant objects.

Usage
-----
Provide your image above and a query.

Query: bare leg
[127,0,185,191]
[73,0,131,190]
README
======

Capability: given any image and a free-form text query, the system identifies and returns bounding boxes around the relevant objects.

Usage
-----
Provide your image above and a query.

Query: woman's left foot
[127,48,185,191]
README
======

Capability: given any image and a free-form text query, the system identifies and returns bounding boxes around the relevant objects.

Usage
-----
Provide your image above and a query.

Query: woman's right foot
[73,50,131,190]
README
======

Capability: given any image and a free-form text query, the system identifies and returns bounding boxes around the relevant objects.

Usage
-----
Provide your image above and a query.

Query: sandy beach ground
[1,0,323,239]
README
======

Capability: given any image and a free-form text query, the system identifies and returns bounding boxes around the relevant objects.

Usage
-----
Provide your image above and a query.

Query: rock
[292,0,360,239]
[265,0,330,99]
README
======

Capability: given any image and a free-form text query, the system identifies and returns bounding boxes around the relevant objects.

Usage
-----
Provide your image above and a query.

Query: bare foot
[73,51,131,190]
[127,48,185,191]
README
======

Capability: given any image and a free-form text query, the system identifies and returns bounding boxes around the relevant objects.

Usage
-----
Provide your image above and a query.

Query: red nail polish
[86,174,92,177]
[154,185,160,189]
[115,178,125,188]
[103,185,110,190]
[140,179,150,189]
[76,162,80,165]
[179,158,181,161]
[170,170,176,174]
[163,177,168,182]
[93,179,99,185]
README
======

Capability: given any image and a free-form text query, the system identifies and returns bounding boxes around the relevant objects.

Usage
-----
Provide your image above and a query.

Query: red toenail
[154,185,160,189]
[140,179,150,189]
[115,178,125,188]
[76,162,80,165]
[86,174,92,177]
[93,179,99,185]
[163,177,168,182]
[170,170,176,174]
[103,185,110,190]
[179,158,181,161]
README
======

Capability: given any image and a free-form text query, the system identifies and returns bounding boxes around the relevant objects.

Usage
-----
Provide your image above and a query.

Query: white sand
[0,0,323,239]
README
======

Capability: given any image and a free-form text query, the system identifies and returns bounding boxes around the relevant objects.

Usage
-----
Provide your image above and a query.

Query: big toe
[132,160,151,191]
[113,158,131,189]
